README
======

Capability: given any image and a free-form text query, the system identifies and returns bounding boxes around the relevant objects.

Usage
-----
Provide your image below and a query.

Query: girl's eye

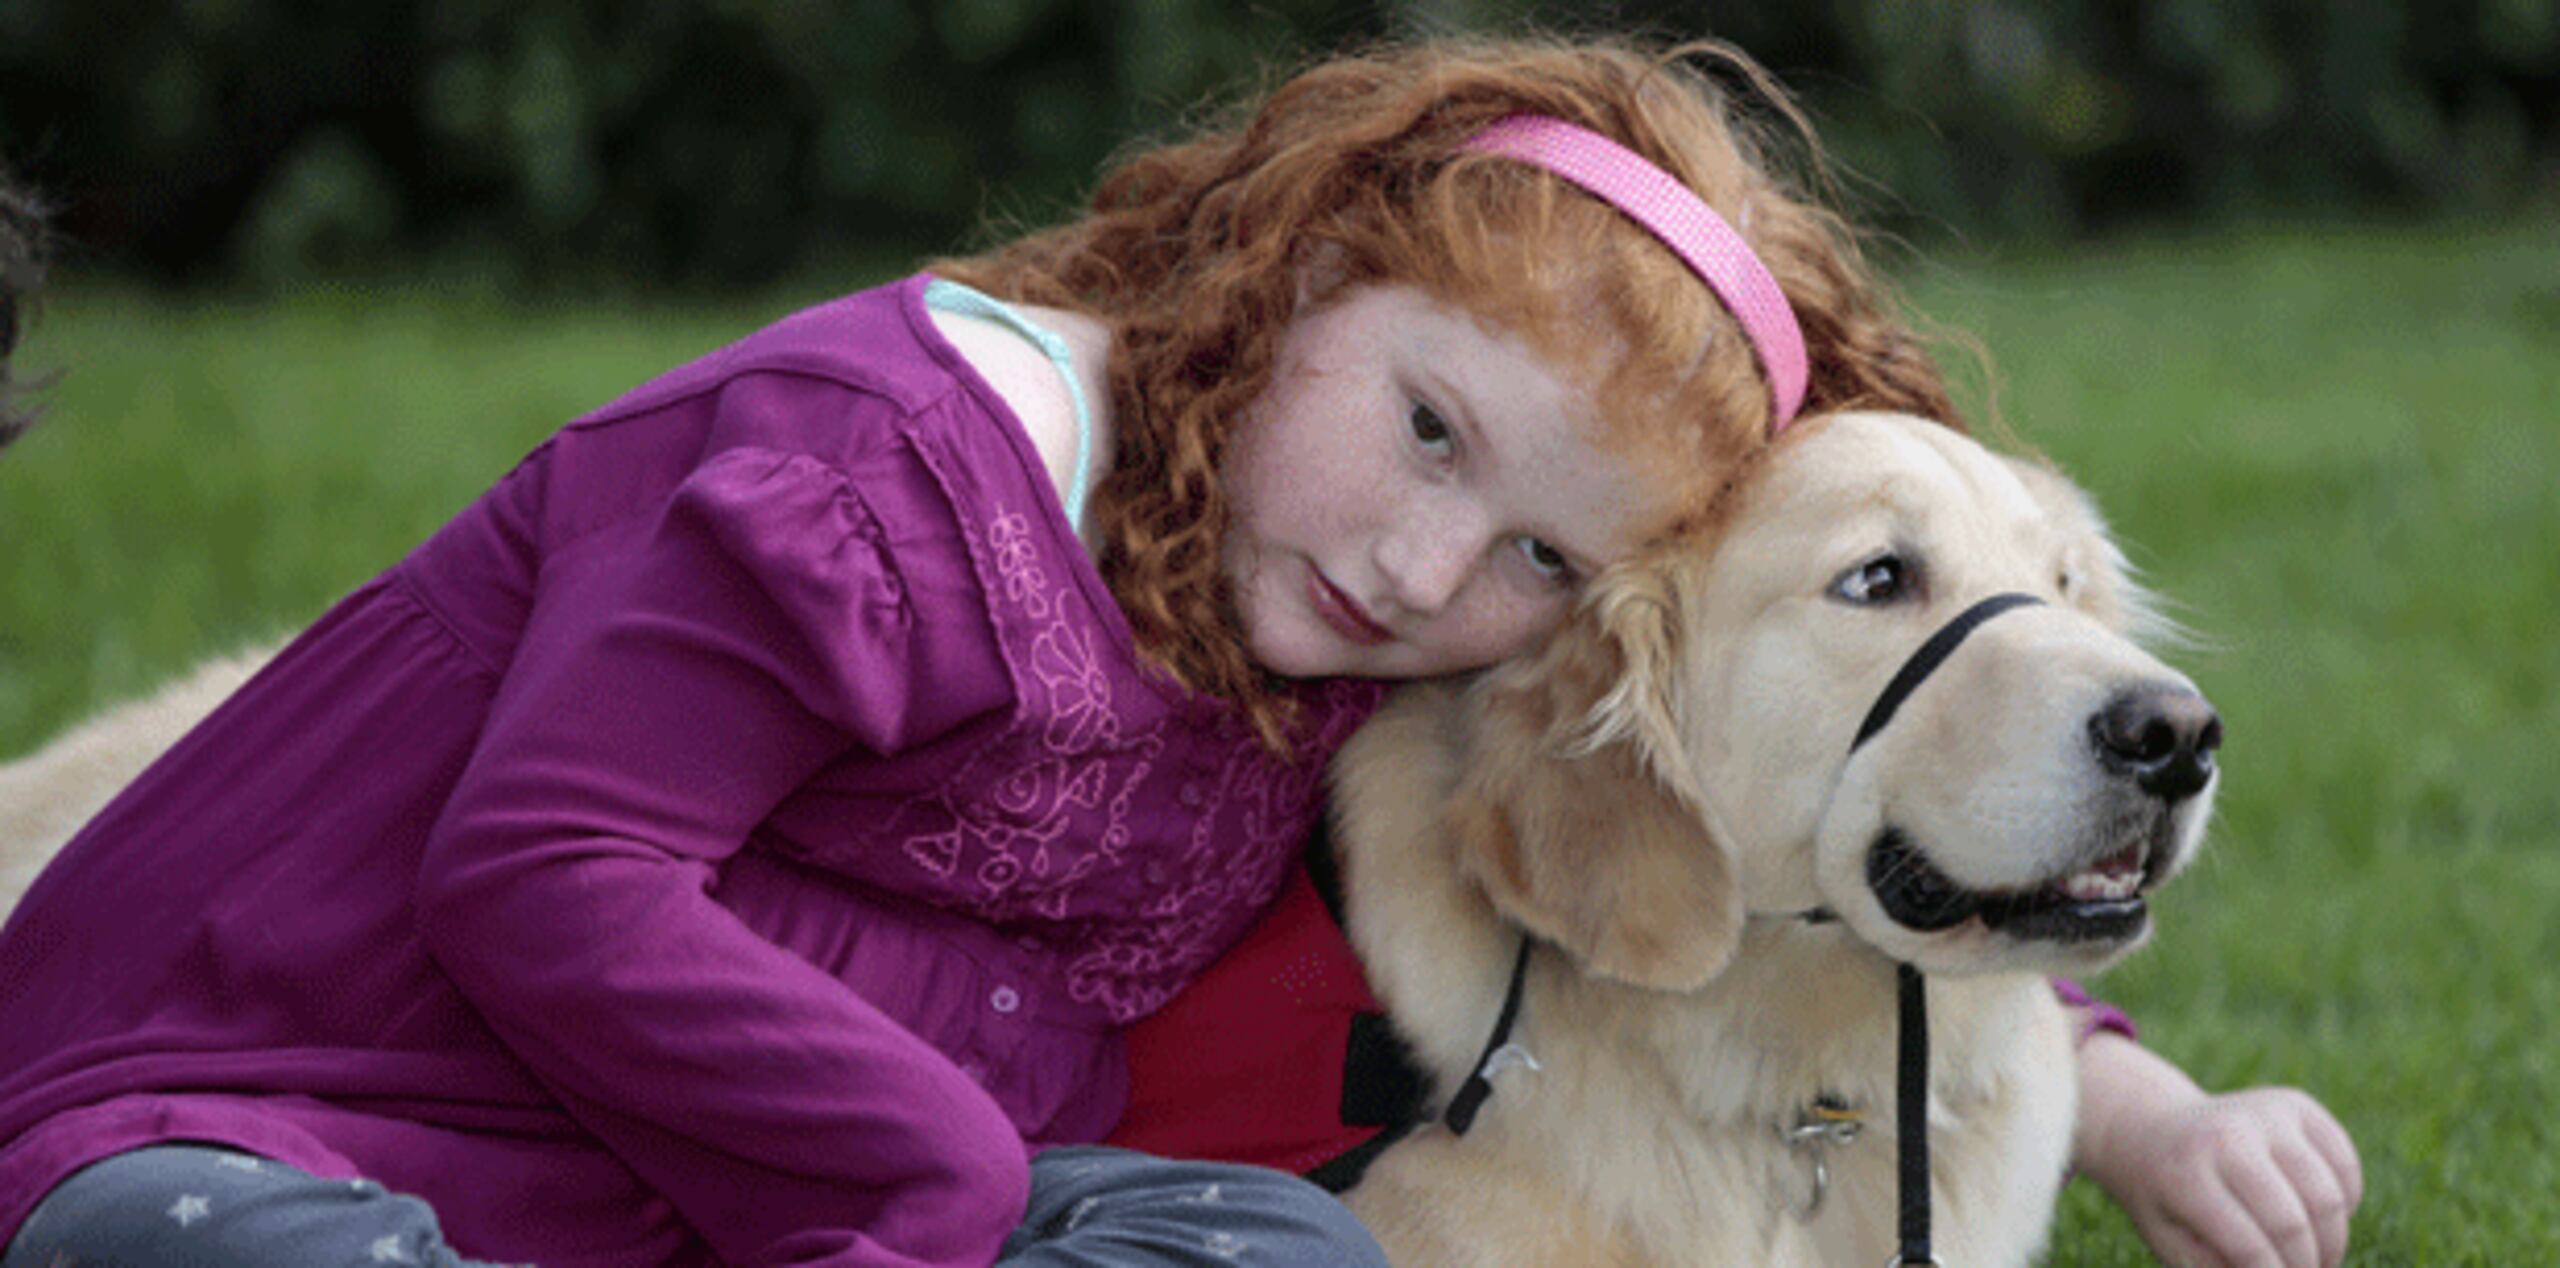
[1517,536,1573,582]
[1829,553,1914,605]
[1408,402,1455,454]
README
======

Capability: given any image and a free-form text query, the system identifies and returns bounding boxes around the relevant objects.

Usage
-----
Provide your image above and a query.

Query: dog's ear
[1444,563,1743,992]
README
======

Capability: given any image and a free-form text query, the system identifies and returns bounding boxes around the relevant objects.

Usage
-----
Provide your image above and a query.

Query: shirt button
[989,986,1021,1014]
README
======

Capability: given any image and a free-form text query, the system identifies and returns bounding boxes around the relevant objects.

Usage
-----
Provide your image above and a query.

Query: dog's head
[1446,411,2214,985]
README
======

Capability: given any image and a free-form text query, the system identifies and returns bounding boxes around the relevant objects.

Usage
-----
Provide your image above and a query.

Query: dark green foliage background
[3,0,2552,289]
[0,0,1384,286]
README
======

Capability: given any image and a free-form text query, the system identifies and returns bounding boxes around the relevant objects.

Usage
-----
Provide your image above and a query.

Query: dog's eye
[1830,554,1914,605]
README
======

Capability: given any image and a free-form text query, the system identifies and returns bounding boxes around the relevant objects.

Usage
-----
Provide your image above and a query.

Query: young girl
[0,38,2354,1268]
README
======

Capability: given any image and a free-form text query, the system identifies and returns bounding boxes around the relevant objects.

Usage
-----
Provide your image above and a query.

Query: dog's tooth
[2058,868,2139,903]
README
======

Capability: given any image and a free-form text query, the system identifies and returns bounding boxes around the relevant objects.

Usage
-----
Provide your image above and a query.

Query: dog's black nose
[2092,688,2222,801]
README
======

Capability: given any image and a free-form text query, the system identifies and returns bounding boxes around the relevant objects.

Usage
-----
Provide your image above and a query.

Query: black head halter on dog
[1842,590,2044,1266]
[1443,590,2045,1267]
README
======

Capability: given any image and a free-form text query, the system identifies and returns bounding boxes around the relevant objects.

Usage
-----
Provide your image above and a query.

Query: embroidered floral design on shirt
[890,505,1151,921]
[1032,621,1121,754]
[987,512,1054,620]
[872,487,1384,1023]
[1061,678,1382,1020]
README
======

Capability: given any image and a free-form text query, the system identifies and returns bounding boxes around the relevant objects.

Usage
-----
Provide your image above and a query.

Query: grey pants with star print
[2,1143,1386,1267]
[0,1144,515,1267]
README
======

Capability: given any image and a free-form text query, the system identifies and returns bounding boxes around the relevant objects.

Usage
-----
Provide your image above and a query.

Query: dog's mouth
[1865,829,2157,944]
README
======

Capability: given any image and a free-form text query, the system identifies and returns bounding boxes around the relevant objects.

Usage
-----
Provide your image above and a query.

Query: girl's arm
[417,440,1026,1268]
[2071,1011,2363,1268]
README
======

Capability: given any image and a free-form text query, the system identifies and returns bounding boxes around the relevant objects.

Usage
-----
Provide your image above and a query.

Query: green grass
[4,220,2556,1259]
[0,280,831,741]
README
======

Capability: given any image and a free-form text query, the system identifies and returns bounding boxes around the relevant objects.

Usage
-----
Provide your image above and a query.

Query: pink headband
[1460,115,1809,430]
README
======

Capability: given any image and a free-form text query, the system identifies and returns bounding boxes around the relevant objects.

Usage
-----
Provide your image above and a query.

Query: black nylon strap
[1896,961,1934,1264]
[1442,935,1533,1135]
[1850,592,2044,753]
[1855,596,2047,1265]
[1304,1116,1418,1194]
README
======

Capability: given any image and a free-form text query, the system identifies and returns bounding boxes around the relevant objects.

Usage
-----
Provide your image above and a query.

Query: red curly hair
[934,35,1964,751]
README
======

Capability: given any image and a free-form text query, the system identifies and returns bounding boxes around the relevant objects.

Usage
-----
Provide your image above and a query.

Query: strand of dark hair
[1,169,53,451]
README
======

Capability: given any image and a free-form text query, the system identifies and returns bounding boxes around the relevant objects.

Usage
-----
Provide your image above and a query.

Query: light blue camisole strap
[923,277,1097,528]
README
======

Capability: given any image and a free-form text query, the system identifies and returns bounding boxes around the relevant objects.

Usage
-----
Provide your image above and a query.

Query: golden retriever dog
[1332,410,2217,1266]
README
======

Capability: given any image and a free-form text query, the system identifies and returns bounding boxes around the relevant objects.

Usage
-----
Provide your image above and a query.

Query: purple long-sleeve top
[0,275,1385,1266]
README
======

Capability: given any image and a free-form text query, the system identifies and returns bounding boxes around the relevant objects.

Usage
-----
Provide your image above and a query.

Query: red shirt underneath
[1106,864,1386,1174]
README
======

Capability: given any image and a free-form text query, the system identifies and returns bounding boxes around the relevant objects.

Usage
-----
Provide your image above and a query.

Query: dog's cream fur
[1,648,271,911]
[1333,412,2213,1266]
[0,413,2210,1266]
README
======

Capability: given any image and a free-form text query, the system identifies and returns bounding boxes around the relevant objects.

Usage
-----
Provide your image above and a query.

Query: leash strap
[1895,961,1938,1265]
[1443,934,1534,1135]
[1851,592,2043,753]
[1856,595,2046,1266]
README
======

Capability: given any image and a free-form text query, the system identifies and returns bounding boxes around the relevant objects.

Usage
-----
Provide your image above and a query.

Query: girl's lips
[1308,568,1393,646]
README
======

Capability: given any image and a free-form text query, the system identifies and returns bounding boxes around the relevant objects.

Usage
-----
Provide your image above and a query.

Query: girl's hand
[2075,1031,2365,1268]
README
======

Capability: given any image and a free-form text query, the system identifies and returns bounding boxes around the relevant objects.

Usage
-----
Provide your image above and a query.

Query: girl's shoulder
[725,276,966,413]
[565,277,972,444]
[560,278,1112,535]
[921,300,1111,539]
